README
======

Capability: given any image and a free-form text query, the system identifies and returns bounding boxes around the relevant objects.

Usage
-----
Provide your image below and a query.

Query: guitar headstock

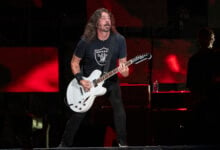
[132,53,152,64]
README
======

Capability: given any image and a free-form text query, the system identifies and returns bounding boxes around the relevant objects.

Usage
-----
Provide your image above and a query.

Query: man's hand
[79,80,92,92]
[118,63,129,77]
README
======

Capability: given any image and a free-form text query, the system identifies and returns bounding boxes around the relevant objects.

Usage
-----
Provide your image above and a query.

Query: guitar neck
[96,60,132,84]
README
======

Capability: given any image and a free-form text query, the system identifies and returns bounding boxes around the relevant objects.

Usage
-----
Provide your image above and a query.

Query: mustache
[104,23,111,26]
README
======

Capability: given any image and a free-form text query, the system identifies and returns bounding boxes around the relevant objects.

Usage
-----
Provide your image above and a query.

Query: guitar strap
[103,50,112,74]
[102,35,114,74]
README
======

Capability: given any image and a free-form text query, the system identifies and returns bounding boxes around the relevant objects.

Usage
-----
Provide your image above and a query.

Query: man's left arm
[118,57,129,77]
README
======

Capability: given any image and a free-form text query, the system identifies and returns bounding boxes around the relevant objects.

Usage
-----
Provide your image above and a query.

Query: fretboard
[96,60,132,84]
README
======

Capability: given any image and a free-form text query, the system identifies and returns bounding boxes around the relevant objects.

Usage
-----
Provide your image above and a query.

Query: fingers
[118,63,129,77]
[118,63,128,73]
[81,80,92,92]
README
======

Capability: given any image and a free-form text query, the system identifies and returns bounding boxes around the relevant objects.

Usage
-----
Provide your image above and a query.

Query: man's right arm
[71,54,91,91]
[71,54,81,75]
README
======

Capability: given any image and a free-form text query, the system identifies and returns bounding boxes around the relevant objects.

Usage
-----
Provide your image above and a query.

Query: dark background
[0,0,219,148]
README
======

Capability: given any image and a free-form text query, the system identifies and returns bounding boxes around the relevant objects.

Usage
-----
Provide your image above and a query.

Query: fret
[96,60,132,84]
[94,53,151,84]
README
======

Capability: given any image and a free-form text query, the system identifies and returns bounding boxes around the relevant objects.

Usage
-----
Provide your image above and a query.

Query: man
[59,8,129,147]
[186,27,220,144]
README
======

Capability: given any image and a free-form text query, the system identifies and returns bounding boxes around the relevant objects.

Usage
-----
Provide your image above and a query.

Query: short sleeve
[116,34,127,59]
[74,39,87,58]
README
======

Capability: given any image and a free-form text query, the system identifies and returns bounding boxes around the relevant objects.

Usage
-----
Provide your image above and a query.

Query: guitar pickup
[93,79,98,87]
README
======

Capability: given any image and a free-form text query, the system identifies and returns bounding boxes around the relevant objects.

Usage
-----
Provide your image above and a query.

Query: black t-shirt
[186,48,220,92]
[186,48,220,108]
[74,32,127,82]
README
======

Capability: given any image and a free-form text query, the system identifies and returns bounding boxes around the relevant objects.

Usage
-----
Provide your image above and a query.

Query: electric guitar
[66,53,152,113]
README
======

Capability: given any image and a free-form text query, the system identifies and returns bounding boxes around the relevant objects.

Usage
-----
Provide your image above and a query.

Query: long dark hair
[82,8,117,42]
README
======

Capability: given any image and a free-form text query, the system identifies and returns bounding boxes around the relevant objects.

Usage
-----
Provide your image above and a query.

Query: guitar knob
[78,101,81,103]
[75,105,78,108]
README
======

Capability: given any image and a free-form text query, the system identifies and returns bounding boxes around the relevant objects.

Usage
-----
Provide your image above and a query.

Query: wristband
[74,73,83,84]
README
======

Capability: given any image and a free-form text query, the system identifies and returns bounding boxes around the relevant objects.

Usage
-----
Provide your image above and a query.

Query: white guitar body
[66,53,152,113]
[66,70,106,113]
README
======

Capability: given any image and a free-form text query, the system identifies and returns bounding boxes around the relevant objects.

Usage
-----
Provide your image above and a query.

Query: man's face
[209,34,215,48]
[199,33,215,48]
[97,12,111,32]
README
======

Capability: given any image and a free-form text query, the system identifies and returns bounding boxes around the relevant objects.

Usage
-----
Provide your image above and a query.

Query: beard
[103,25,111,32]
[97,23,111,32]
